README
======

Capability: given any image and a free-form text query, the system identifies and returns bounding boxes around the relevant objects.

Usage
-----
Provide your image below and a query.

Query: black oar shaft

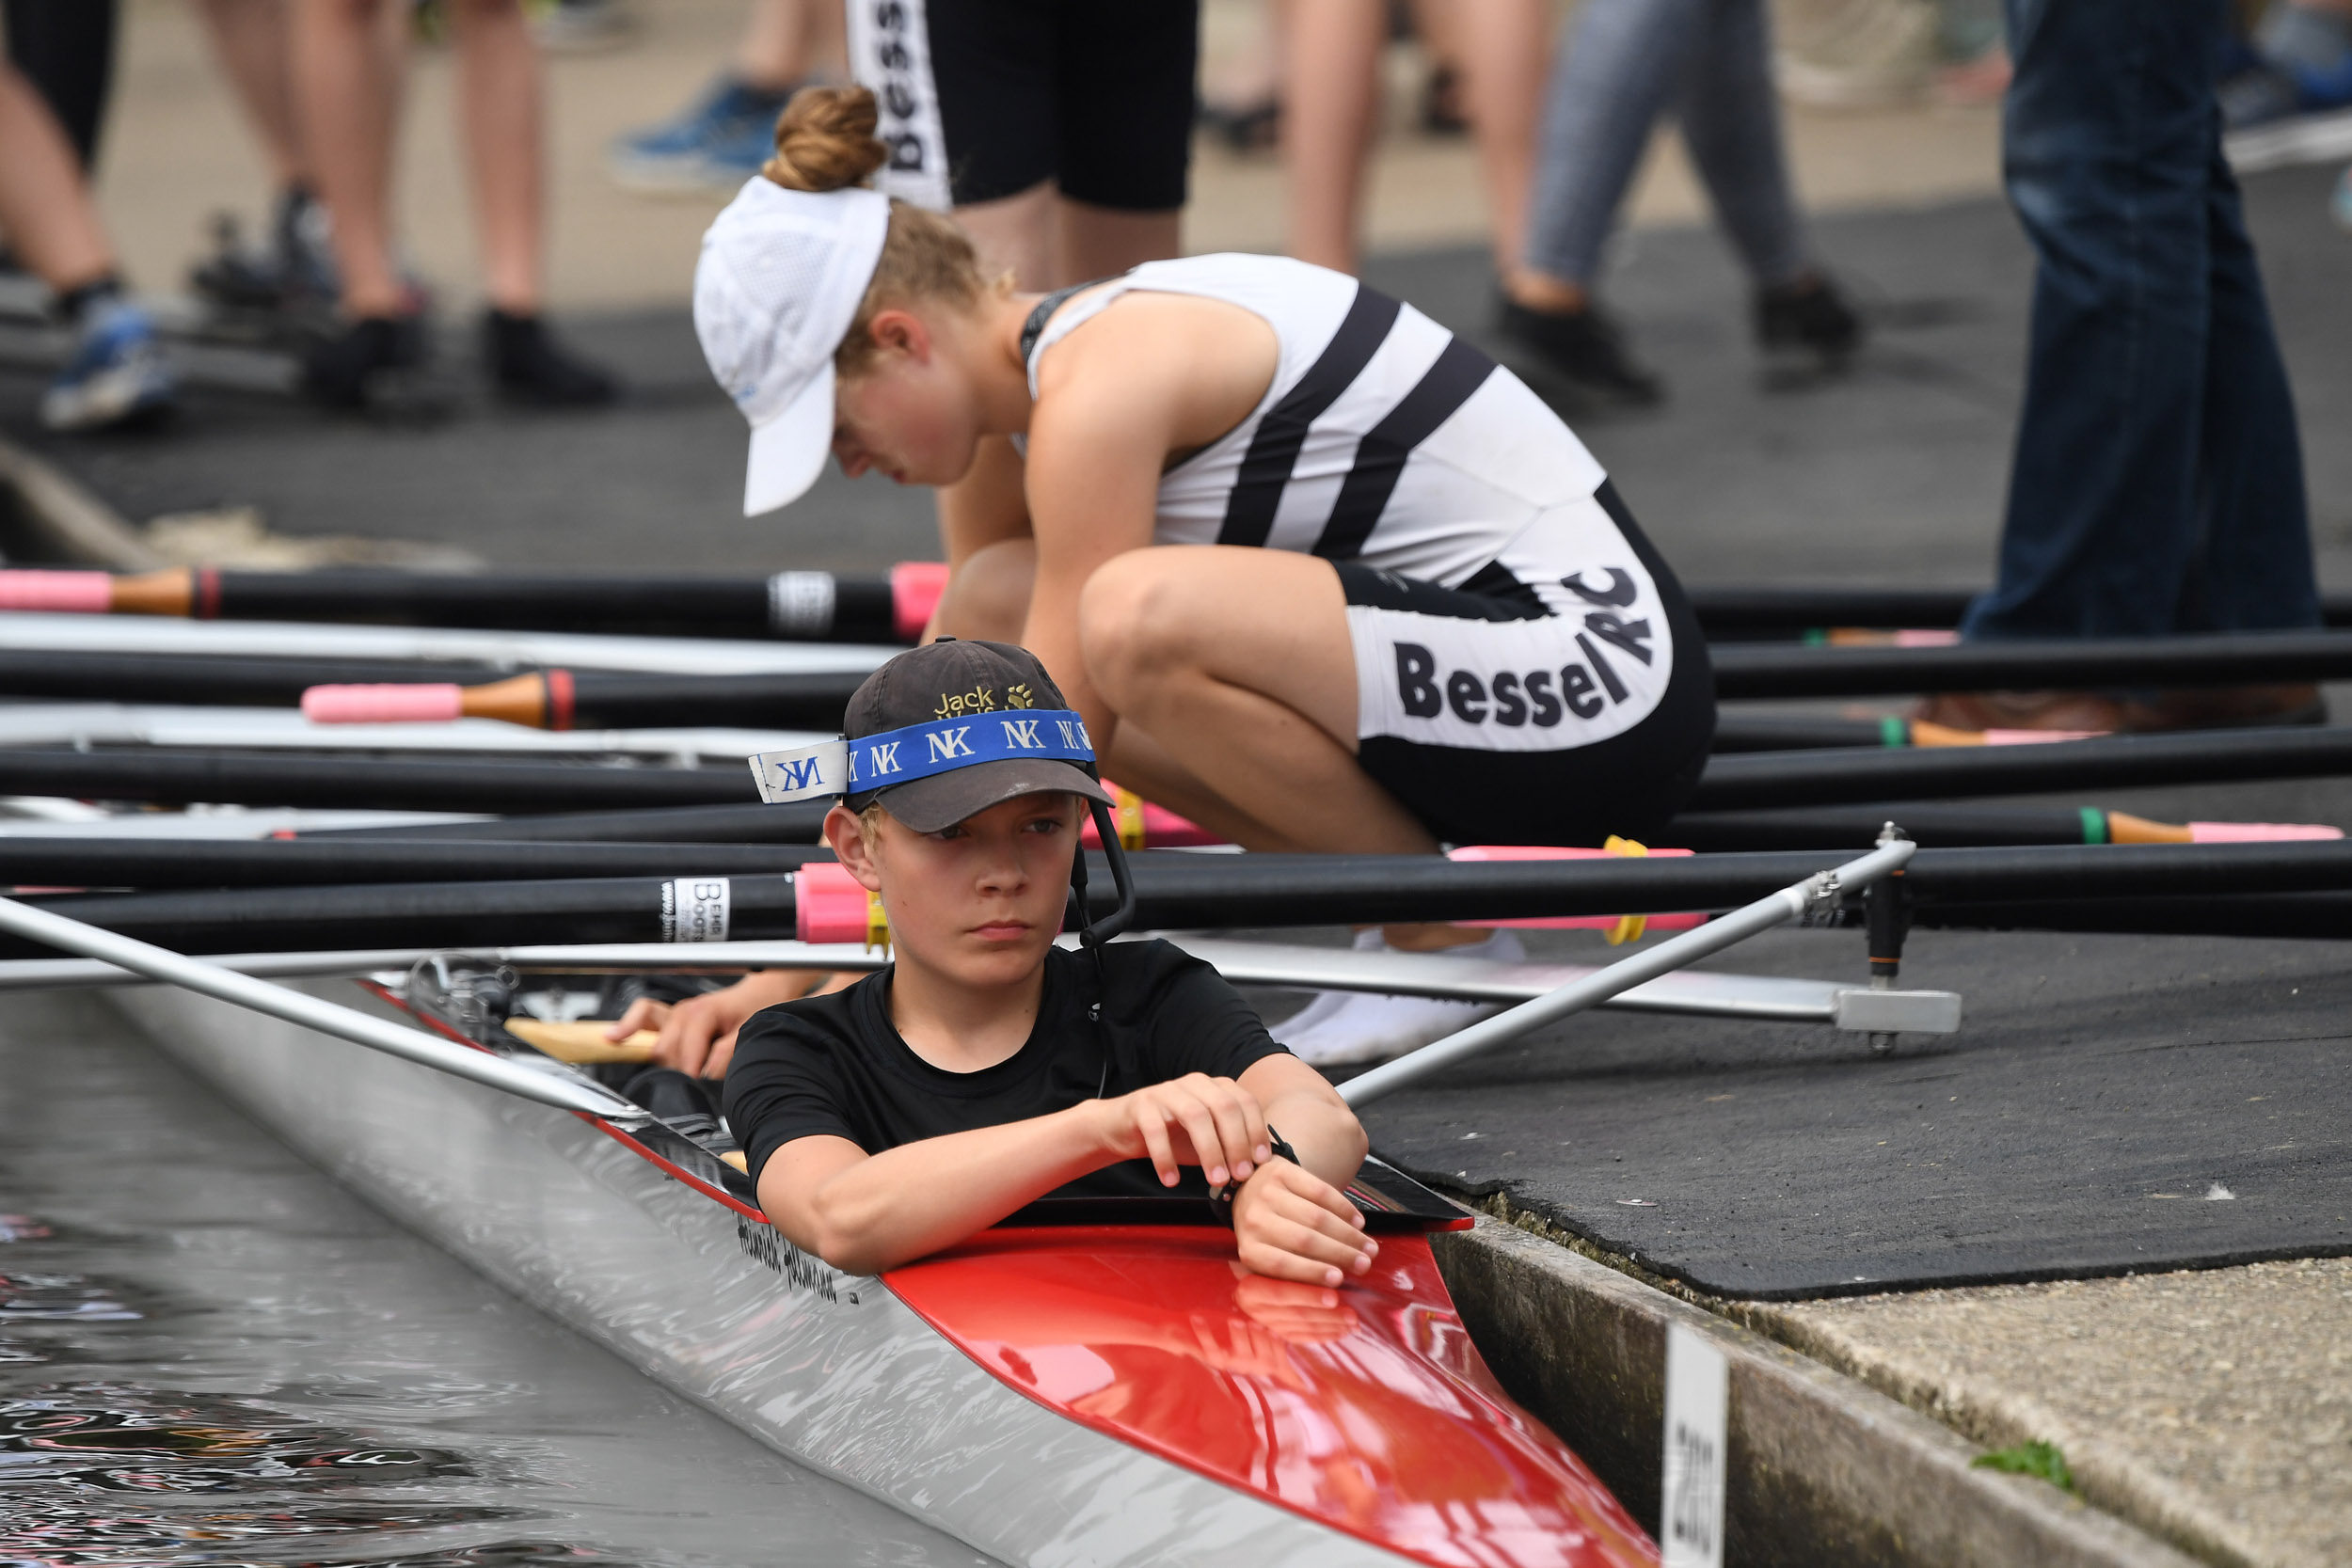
[16,842,2350,956]
[0,649,507,707]
[171,569,903,641]
[0,837,833,889]
[1668,804,2110,850]
[556,671,863,729]
[1687,725,2352,812]
[303,802,824,843]
[1690,585,2352,639]
[0,749,757,813]
[1713,630,2352,699]
[8,875,803,957]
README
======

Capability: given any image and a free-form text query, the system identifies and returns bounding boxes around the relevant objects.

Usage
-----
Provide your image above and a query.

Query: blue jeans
[1964,0,2317,641]
[1521,0,1808,290]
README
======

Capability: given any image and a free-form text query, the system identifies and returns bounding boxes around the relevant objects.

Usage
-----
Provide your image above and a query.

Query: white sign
[661,878,732,944]
[1661,1321,1728,1568]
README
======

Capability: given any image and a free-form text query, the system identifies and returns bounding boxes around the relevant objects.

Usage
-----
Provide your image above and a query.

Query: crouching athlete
[722,637,1379,1284]
[684,84,1716,1069]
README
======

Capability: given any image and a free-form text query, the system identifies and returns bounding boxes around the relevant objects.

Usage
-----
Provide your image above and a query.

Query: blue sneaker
[40,298,175,432]
[607,76,794,194]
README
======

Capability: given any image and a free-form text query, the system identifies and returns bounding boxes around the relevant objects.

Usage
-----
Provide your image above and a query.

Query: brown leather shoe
[2121,684,2328,733]
[1912,689,2132,733]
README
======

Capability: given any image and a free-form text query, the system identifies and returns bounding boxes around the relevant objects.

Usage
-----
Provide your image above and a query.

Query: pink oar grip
[795,860,872,944]
[1893,628,1960,647]
[1446,844,1707,929]
[890,561,951,641]
[2187,821,2344,843]
[1078,799,1225,849]
[301,683,465,724]
[0,570,113,612]
[1980,728,2106,745]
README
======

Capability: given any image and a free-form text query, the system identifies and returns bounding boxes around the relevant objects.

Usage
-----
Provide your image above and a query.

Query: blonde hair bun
[764,85,890,193]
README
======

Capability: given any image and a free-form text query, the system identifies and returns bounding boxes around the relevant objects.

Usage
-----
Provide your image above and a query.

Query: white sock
[1272,928,1526,1068]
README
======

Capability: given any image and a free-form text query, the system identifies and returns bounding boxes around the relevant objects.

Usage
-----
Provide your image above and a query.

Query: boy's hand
[1097,1072,1271,1189]
[607,970,835,1079]
[1230,1160,1377,1288]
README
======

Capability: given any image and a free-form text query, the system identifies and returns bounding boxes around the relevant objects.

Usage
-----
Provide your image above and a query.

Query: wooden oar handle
[502,1018,659,1063]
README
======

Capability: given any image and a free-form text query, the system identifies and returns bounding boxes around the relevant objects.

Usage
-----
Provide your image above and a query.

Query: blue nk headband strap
[747,708,1096,804]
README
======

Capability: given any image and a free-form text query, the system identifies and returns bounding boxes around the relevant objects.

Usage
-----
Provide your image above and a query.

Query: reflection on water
[0,990,994,1568]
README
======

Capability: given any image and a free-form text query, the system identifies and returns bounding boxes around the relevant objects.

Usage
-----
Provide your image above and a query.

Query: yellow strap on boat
[866,887,892,952]
[1114,784,1147,850]
[1602,835,1648,945]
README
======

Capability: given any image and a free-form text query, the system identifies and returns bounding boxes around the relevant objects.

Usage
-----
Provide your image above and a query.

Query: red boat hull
[887,1225,1658,1568]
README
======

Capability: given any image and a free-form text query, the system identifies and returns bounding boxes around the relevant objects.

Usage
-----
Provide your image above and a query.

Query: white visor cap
[693,179,891,516]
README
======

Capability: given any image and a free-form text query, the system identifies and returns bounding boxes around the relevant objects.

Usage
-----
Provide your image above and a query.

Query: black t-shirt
[723,940,1290,1199]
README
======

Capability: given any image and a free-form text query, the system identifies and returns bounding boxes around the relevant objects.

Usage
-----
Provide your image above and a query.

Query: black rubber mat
[1341,782,2352,1299]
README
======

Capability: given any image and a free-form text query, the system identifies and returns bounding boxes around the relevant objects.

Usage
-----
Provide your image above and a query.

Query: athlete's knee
[933,540,1033,642]
[1077,554,1195,697]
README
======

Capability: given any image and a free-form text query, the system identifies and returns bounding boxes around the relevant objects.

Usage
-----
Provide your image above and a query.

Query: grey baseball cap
[846,639,1113,832]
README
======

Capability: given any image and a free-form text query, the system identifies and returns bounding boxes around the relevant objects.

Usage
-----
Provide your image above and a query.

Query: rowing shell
[106,964,1657,1567]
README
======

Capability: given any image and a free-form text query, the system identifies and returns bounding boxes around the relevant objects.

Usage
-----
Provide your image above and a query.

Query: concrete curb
[1734,1303,2269,1568]
[0,436,159,568]
[1432,1216,2206,1568]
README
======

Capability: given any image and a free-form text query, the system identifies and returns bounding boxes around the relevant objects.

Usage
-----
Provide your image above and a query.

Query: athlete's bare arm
[1019,292,1279,752]
[757,1058,1374,1282]
[1016,293,1438,855]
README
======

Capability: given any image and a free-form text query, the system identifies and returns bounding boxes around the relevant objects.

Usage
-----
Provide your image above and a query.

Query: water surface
[0,988,994,1568]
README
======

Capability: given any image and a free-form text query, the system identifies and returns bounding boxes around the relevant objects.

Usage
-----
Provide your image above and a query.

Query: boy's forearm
[794,1103,1114,1274]
[1262,1089,1369,1190]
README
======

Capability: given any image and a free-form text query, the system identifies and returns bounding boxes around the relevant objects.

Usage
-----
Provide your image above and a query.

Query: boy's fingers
[1170,1100,1232,1186]
[1274,1162,1364,1226]
[702,1026,742,1080]
[1237,1237,1344,1289]
[1189,1081,1260,1181]
[1261,1183,1375,1256]
[606,998,663,1040]
[1135,1105,1181,1185]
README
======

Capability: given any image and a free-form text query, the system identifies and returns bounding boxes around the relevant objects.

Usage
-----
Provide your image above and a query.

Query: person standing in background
[291,0,616,410]
[607,0,844,195]
[1922,0,2323,734]
[1279,0,1552,282]
[846,0,1200,640]
[0,46,173,431]
[1499,0,1864,406]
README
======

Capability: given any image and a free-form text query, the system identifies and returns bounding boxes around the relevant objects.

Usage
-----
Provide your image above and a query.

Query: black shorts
[916,0,1197,211]
[1339,483,1717,848]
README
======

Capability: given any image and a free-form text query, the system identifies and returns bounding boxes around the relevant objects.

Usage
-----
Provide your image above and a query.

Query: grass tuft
[1972,1439,2075,1492]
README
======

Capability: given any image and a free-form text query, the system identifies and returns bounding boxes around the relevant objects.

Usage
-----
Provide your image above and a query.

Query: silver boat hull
[111,981,1413,1567]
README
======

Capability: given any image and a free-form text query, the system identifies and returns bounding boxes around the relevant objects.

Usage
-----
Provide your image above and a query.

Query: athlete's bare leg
[291,0,409,317]
[953,181,1057,290]
[1079,546,1423,853]
[448,0,544,315]
[0,62,114,290]
[1081,547,1492,949]
[930,537,1034,643]
[193,0,307,191]
[1057,199,1181,287]
[1429,0,1549,282]
[1279,0,1384,273]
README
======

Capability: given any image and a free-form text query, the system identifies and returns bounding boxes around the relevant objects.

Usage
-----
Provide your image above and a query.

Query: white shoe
[1273,929,1525,1068]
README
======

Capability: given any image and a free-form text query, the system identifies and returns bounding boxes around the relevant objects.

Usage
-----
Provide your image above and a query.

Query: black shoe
[485,309,618,407]
[1494,295,1664,407]
[302,314,427,409]
[1756,276,1864,371]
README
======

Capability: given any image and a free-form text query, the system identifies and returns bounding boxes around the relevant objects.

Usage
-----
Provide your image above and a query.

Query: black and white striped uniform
[1023,254,1715,846]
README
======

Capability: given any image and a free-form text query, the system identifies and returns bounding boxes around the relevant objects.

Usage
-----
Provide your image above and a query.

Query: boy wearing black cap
[722,640,1379,1284]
